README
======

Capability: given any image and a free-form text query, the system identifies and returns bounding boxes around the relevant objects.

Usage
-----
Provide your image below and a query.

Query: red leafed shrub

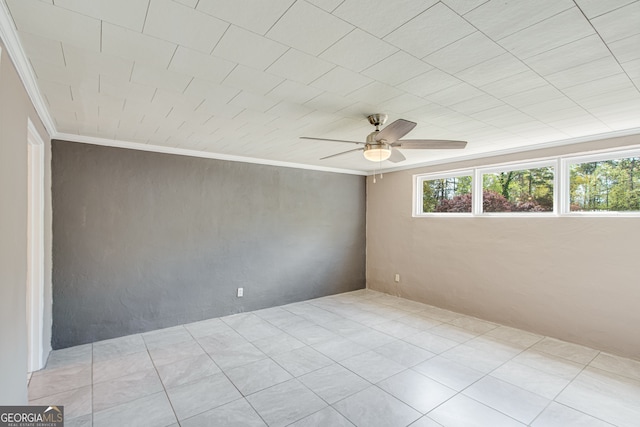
[435,193,472,212]
[512,200,546,212]
[482,190,512,212]
[435,190,544,212]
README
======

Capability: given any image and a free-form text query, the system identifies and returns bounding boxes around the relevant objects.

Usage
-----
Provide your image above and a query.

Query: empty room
[1,0,640,426]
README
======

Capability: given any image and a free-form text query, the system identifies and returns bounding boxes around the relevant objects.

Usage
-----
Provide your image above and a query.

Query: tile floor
[28,289,640,427]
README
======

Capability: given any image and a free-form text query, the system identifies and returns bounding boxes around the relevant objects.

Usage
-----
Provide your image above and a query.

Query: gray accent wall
[52,140,366,349]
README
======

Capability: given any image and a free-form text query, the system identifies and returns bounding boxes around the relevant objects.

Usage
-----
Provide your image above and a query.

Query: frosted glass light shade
[363,147,391,161]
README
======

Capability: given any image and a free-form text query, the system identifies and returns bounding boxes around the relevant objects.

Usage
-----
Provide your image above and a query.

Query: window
[481,164,555,213]
[418,172,472,214]
[414,146,640,217]
[567,154,640,213]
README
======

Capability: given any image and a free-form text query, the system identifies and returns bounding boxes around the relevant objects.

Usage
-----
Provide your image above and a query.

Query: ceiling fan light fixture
[363,144,391,162]
[301,114,467,163]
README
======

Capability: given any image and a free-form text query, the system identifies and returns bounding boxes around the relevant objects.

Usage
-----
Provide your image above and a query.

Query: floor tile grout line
[91,342,94,426]
[143,339,182,427]
[420,323,601,426]
[209,316,343,426]
[37,289,639,427]
[227,315,347,425]
[179,323,272,426]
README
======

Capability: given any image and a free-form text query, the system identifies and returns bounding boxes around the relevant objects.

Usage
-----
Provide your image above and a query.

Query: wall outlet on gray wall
[237,288,244,297]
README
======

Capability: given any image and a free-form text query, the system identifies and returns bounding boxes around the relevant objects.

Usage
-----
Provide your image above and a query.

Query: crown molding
[0,0,56,137]
[56,133,368,175]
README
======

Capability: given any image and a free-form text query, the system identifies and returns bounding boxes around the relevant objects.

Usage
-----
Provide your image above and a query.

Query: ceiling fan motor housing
[367,113,388,130]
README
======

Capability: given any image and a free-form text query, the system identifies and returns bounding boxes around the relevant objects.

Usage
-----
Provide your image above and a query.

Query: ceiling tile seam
[99,20,103,52]
[416,2,490,62]
[315,26,358,60]
[127,62,136,83]
[573,1,640,94]
[551,60,629,90]
[263,0,299,36]
[304,92,358,118]
[59,39,67,66]
[360,52,434,88]
[273,1,432,72]
[180,77,195,97]
[188,100,206,118]
[490,4,577,43]
[207,21,231,55]
[460,0,491,17]
[165,43,181,70]
[141,0,152,33]
[149,88,159,104]
[360,66,423,89]
[218,62,239,89]
[538,62,630,131]
[447,7,590,80]
[576,0,640,20]
[445,9,613,134]
[609,32,640,55]
[406,84,571,145]
[329,0,346,14]
[519,32,604,66]
[43,1,145,34]
[364,11,533,114]
[304,62,340,88]
[377,0,441,40]
[459,65,612,133]
[99,20,181,58]
[420,31,506,65]
[262,47,293,75]
[504,33,601,64]
[222,87,243,107]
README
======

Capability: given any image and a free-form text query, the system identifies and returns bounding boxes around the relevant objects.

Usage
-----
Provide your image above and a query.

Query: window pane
[569,157,640,212]
[422,176,472,213]
[482,166,554,213]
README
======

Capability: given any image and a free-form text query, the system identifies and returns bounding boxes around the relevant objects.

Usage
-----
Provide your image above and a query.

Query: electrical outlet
[394,274,400,282]
[237,287,244,297]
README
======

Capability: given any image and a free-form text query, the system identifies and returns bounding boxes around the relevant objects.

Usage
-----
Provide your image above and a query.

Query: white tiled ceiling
[2,0,640,172]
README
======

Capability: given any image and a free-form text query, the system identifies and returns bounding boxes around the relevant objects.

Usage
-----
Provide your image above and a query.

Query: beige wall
[367,134,640,360]
[0,39,51,404]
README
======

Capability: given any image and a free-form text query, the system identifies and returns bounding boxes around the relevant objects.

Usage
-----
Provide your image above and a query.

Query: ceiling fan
[300,114,467,163]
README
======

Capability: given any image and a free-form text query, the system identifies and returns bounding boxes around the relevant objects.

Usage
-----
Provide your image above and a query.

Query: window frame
[476,159,558,217]
[561,148,640,216]
[412,146,640,218]
[414,169,474,217]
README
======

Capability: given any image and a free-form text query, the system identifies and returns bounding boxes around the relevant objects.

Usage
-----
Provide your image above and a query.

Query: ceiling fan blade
[375,119,416,143]
[393,139,467,149]
[300,136,363,145]
[388,148,406,163]
[320,148,364,160]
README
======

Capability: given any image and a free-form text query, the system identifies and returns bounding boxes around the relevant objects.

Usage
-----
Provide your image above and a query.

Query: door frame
[27,119,45,372]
